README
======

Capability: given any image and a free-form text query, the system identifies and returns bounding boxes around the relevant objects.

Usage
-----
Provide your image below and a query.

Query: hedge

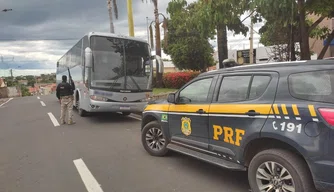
[162,71,200,89]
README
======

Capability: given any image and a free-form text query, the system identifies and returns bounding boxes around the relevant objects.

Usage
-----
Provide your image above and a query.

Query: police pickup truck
[141,60,334,192]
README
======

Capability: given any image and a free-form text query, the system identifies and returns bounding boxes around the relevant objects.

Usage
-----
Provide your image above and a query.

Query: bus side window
[83,36,89,87]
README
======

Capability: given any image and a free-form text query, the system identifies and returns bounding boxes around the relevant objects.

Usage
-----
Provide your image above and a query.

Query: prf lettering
[213,125,245,146]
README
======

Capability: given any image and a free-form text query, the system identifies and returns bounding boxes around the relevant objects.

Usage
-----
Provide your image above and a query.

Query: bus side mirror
[85,47,93,68]
[155,55,164,74]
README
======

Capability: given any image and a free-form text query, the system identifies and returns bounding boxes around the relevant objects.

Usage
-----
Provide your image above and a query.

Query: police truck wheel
[141,121,169,157]
[248,149,316,192]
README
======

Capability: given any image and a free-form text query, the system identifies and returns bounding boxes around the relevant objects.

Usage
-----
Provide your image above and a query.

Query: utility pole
[127,0,134,37]
[10,69,13,78]
[146,17,150,44]
[249,11,254,64]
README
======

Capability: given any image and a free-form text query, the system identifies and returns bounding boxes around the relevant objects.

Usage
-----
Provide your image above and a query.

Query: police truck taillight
[319,108,334,126]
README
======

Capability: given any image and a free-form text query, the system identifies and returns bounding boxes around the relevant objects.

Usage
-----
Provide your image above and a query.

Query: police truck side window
[218,76,251,102]
[289,70,334,103]
[178,78,213,103]
[249,76,271,100]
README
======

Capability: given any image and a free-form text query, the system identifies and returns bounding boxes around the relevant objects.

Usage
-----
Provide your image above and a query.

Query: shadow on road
[80,112,139,124]
[165,151,250,189]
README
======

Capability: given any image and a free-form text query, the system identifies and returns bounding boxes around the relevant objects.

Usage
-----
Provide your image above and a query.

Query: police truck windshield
[90,36,152,92]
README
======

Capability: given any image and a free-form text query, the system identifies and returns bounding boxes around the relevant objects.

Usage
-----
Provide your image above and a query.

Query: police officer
[56,75,76,125]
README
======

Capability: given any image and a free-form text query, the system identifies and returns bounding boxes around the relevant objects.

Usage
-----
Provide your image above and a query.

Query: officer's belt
[61,95,73,99]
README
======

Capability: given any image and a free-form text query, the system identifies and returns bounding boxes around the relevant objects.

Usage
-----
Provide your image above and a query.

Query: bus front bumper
[87,100,147,113]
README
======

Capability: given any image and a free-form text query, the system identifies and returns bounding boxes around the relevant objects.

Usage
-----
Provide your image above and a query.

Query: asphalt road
[0,95,250,192]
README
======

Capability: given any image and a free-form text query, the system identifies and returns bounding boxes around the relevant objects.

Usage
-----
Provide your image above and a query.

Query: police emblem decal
[181,117,192,136]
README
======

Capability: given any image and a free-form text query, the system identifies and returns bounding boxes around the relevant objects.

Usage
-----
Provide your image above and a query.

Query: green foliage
[40,74,56,83]
[20,85,31,97]
[198,0,249,36]
[3,77,17,87]
[253,0,334,59]
[164,0,215,72]
[163,71,200,89]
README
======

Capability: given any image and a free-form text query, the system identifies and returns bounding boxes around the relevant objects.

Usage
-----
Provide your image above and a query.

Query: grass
[153,88,177,95]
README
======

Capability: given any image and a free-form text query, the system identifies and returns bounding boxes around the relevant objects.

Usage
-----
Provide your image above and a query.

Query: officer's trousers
[60,95,74,124]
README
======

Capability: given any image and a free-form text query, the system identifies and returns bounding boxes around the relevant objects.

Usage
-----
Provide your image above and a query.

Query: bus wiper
[128,75,141,91]
[110,77,119,90]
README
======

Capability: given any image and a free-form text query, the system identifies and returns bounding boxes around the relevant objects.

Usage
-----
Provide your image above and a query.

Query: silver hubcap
[256,161,295,192]
[145,127,166,151]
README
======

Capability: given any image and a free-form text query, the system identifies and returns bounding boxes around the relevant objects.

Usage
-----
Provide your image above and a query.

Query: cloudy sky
[0,0,262,76]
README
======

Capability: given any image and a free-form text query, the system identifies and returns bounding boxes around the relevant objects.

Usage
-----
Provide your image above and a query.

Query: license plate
[120,106,130,110]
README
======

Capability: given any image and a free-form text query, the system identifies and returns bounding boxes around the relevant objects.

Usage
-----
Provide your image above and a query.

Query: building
[18,80,28,86]
[308,15,334,58]
[28,87,39,95]
[0,78,6,87]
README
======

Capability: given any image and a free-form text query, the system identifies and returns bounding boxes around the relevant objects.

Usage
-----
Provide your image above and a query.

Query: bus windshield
[90,36,152,91]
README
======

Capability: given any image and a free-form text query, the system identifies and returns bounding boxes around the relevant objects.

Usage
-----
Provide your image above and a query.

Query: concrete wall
[0,87,8,98]
[7,87,21,97]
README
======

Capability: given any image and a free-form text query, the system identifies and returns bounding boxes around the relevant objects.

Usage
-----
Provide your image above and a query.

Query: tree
[107,0,118,33]
[198,0,249,67]
[253,0,334,60]
[164,0,215,72]
[27,79,36,87]
[4,77,17,87]
[20,85,31,97]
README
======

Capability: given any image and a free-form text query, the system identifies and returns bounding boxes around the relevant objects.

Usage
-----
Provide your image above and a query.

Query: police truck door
[168,75,218,150]
[208,72,279,161]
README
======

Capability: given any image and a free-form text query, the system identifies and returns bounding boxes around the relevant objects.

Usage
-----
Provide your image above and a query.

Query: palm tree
[107,0,118,33]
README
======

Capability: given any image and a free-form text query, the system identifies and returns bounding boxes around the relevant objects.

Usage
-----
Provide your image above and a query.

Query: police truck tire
[141,121,169,157]
[248,149,316,192]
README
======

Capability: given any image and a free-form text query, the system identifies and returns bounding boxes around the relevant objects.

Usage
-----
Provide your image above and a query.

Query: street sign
[323,39,334,46]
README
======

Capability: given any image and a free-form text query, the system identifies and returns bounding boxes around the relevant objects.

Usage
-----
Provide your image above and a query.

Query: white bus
[56,32,160,116]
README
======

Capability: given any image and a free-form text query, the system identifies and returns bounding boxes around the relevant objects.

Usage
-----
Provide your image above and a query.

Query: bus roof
[87,32,148,43]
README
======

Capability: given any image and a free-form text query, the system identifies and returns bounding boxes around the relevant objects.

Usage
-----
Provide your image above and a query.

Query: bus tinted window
[90,36,152,91]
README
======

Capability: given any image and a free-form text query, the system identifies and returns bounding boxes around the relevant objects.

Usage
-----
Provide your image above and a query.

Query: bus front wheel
[77,100,87,117]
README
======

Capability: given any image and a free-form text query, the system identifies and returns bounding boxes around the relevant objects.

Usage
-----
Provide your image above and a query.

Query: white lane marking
[40,101,46,107]
[73,158,104,192]
[47,112,60,127]
[128,115,142,121]
[0,98,13,108]
[37,96,40,100]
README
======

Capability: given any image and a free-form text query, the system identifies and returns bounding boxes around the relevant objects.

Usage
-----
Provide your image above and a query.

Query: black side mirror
[167,93,175,103]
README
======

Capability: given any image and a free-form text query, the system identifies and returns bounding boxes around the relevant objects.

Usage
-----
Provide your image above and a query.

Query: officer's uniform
[56,77,75,125]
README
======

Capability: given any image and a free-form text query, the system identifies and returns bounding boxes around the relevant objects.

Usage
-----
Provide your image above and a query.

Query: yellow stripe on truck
[292,104,300,116]
[273,104,280,115]
[144,104,169,111]
[281,104,288,115]
[169,104,209,113]
[209,104,272,115]
[308,105,317,117]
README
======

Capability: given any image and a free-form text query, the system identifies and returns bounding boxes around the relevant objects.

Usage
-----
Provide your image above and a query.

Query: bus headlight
[90,95,108,101]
